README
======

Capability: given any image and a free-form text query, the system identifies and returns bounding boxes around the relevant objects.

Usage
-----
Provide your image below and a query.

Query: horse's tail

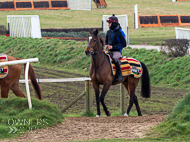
[23,63,43,100]
[140,62,150,98]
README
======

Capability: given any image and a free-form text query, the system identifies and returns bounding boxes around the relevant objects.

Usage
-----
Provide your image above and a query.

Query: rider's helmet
[106,14,118,23]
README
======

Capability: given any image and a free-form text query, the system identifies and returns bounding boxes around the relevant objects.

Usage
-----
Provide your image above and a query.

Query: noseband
[87,36,105,68]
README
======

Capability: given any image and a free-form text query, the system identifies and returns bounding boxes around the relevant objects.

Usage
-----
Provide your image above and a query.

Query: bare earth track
[4,66,187,141]
[5,115,166,142]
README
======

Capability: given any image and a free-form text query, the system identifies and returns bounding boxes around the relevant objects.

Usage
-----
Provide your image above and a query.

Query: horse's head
[85,29,104,56]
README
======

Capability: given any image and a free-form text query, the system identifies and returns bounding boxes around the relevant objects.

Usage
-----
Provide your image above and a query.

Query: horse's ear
[95,29,99,35]
[89,30,92,34]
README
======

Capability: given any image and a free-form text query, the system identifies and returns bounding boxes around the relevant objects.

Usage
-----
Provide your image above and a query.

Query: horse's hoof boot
[124,113,128,116]
[96,115,100,117]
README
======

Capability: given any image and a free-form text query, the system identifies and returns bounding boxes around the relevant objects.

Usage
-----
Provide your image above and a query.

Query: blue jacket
[105,25,127,54]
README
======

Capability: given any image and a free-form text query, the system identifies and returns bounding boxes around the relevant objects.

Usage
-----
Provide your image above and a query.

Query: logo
[0,68,4,73]
[131,66,139,74]
[8,119,48,133]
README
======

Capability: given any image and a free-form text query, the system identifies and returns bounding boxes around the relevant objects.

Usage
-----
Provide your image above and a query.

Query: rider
[104,14,127,82]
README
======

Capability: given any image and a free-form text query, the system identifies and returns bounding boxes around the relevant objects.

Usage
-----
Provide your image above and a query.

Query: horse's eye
[94,40,96,42]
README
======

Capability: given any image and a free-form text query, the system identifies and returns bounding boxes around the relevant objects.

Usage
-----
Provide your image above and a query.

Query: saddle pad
[0,54,8,79]
[105,52,142,78]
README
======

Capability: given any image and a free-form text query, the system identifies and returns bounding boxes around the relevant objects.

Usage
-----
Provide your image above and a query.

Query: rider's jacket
[105,25,127,54]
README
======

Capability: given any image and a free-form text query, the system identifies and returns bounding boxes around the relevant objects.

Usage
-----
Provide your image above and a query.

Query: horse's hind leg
[133,94,142,116]
[99,82,111,116]
[122,80,135,116]
[10,80,26,98]
[1,82,10,98]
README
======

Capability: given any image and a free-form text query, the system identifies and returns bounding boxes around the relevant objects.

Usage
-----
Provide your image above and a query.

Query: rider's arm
[112,30,126,49]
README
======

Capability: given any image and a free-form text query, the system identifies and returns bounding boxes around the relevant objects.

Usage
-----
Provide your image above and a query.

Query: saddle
[104,51,142,78]
[0,54,8,79]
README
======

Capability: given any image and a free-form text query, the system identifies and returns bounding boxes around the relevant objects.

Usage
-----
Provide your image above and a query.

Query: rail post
[85,80,93,114]
[120,83,125,114]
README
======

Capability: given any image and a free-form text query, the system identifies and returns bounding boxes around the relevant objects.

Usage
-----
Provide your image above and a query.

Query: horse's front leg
[92,82,100,117]
[99,82,111,116]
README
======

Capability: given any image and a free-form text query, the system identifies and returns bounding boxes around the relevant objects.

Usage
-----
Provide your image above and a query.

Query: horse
[85,29,150,117]
[0,55,42,100]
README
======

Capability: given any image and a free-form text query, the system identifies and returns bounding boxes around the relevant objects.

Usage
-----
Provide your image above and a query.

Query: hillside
[0,36,190,89]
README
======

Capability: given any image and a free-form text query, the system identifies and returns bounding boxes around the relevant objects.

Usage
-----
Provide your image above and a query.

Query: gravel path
[128,45,161,51]
[4,115,166,142]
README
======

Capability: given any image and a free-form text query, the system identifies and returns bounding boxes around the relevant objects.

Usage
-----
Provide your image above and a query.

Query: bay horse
[85,29,150,117]
[0,55,42,100]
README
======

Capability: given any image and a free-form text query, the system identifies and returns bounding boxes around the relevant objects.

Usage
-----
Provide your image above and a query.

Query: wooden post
[85,80,93,114]
[120,83,125,114]
[62,91,86,113]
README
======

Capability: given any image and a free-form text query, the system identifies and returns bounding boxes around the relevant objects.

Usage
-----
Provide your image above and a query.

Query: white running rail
[0,58,39,109]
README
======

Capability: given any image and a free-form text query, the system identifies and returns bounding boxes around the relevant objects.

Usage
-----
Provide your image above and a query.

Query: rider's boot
[115,60,123,82]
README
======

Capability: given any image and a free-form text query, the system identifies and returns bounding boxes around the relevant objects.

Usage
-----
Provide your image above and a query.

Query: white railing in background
[68,0,91,10]
[102,15,129,44]
[7,15,42,38]
[134,4,138,29]
[175,27,190,55]
[0,58,39,109]
[175,27,190,40]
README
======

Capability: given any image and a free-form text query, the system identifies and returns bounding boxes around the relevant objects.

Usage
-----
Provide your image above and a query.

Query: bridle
[87,35,106,86]
[87,35,105,68]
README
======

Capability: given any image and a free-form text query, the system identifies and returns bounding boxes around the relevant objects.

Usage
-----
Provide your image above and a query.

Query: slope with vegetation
[0,36,190,89]
[0,98,63,139]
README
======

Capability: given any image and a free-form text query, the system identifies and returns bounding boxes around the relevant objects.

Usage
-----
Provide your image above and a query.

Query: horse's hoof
[106,112,111,117]
[124,113,128,116]
[96,115,100,117]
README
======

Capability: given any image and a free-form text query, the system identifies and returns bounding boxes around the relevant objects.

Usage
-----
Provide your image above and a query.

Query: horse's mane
[92,29,104,48]
[99,36,104,46]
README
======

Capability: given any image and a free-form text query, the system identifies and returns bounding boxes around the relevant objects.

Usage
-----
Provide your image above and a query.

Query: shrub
[161,39,190,57]
[0,25,7,34]
[41,31,106,38]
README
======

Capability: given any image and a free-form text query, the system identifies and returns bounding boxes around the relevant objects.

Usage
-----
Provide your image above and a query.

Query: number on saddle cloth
[0,54,8,79]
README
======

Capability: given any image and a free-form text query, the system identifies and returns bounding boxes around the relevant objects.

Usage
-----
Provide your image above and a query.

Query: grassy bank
[0,36,190,90]
[0,97,63,139]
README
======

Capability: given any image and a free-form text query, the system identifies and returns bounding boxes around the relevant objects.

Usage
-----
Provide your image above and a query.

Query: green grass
[0,0,190,44]
[1,36,190,90]
[1,36,190,141]
[145,93,190,141]
[0,97,63,139]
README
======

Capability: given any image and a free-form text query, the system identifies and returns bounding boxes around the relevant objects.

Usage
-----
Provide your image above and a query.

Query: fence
[19,78,127,114]
[139,14,190,27]
[173,0,190,1]
[0,58,39,109]
[68,0,91,10]
[7,15,42,38]
[175,27,190,40]
[0,0,69,11]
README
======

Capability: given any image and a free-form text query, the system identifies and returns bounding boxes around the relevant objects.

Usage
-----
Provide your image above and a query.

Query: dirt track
[5,115,166,142]
[5,66,186,141]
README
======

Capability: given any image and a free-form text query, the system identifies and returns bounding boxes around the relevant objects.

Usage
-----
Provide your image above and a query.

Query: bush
[41,31,106,38]
[0,25,7,34]
[161,39,190,57]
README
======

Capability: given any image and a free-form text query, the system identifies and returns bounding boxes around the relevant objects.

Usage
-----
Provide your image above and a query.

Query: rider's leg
[112,51,123,82]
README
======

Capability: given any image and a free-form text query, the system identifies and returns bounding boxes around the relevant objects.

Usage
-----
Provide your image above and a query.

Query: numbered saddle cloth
[0,54,8,79]
[105,52,142,78]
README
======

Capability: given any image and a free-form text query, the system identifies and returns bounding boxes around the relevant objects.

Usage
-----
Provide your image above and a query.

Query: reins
[89,35,106,86]
[89,36,105,68]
